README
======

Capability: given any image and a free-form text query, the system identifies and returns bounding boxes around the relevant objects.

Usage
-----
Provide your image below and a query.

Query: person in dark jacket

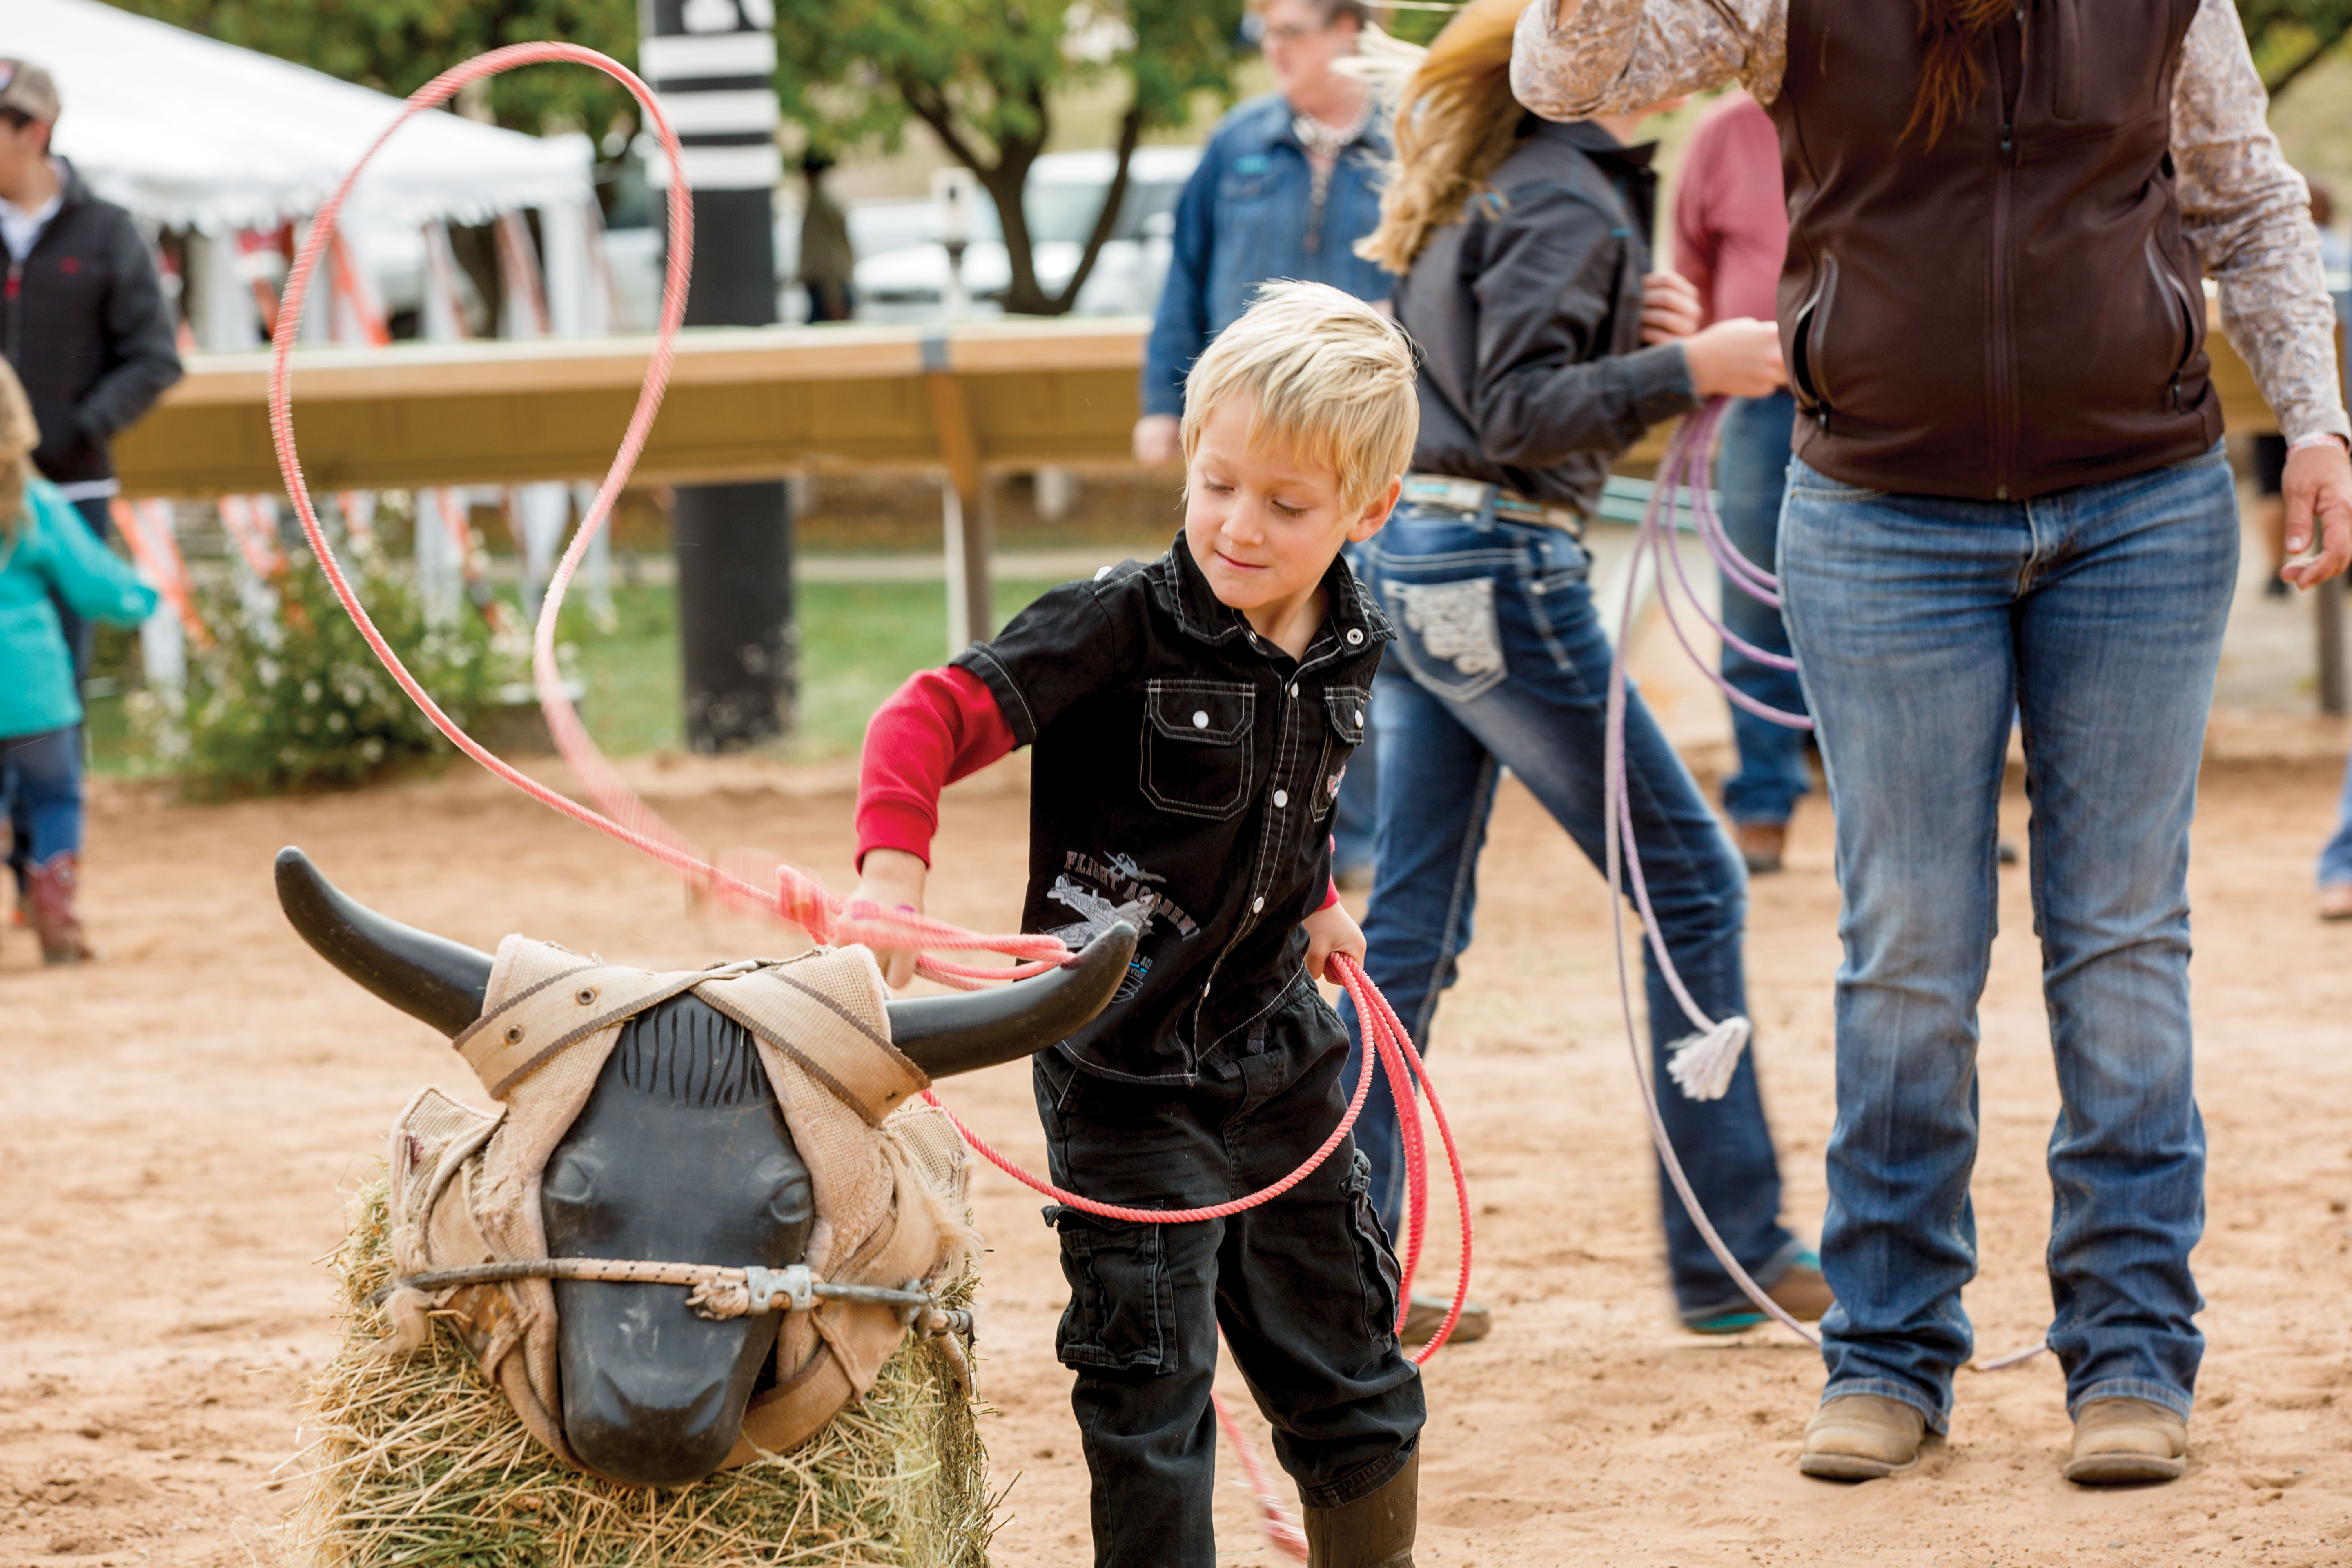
[0,59,182,913]
[1518,0,2352,1485]
[1333,0,1812,1348]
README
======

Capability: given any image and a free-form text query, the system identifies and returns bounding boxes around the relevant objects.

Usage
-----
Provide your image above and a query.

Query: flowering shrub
[134,559,526,797]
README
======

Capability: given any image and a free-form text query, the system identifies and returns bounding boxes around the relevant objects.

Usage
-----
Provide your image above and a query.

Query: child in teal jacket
[2,437,157,963]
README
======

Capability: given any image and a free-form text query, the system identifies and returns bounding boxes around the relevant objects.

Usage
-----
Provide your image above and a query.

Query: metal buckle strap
[1401,473,1584,539]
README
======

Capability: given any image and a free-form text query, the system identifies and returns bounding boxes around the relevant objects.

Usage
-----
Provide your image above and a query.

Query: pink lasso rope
[263,52,1483,1541]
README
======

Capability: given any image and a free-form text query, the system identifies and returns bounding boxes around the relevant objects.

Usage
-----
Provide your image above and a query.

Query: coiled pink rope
[264,43,1481,1541]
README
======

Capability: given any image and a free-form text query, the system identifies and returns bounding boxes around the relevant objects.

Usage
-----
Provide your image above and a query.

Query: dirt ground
[5,719,2352,1567]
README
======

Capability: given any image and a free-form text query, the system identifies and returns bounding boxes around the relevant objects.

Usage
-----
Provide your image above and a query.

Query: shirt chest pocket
[1140,679,1256,820]
[1310,684,1368,823]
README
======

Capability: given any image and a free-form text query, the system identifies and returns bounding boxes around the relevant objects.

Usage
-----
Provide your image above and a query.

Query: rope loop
[268,48,1481,1550]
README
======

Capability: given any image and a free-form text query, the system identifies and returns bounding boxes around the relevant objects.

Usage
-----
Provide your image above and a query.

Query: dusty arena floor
[5,728,2352,1566]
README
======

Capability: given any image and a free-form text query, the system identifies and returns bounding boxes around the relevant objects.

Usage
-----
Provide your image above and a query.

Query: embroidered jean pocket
[1345,1150,1404,1343]
[1046,1205,1174,1372]
[1384,577,1507,702]
[1140,679,1255,820]
[1310,684,1369,822]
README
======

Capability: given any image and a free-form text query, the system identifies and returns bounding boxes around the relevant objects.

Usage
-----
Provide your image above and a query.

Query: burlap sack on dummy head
[382,939,975,1476]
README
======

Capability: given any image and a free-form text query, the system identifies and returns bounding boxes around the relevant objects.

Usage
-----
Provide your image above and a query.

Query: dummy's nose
[566,1361,740,1488]
[555,1280,773,1488]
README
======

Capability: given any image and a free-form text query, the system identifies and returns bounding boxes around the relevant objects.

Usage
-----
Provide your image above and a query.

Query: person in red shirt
[1672,89,1807,873]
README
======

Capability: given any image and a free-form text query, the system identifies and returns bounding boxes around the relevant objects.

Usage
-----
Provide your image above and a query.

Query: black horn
[885,922,1138,1079]
[275,847,494,1038]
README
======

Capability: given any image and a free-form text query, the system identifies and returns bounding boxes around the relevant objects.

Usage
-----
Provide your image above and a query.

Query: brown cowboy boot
[1799,1394,1927,1480]
[1302,1450,1417,1568]
[2066,1397,2188,1484]
[30,852,96,965]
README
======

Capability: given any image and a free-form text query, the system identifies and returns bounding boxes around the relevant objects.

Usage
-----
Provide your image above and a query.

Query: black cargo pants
[1034,987,1425,1568]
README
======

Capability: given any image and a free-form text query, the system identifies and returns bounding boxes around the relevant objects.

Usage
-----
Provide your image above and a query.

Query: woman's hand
[1680,317,1787,399]
[846,848,929,988]
[2282,437,2352,588]
[1639,269,1705,343]
[1302,897,1367,985]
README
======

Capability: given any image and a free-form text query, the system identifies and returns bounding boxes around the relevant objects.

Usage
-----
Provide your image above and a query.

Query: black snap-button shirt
[953,533,1393,1086]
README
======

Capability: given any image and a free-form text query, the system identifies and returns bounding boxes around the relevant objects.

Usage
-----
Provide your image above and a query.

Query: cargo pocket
[1310,684,1368,822]
[1384,577,1507,703]
[1140,679,1255,820]
[1345,1150,1404,1344]
[1047,1205,1174,1372]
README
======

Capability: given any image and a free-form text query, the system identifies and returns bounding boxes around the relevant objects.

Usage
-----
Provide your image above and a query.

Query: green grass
[84,578,1065,775]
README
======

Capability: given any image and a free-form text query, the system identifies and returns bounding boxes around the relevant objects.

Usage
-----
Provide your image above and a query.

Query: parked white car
[851,144,1199,321]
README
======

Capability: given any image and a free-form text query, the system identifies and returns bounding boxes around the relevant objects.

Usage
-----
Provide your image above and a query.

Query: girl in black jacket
[1332,0,1809,1343]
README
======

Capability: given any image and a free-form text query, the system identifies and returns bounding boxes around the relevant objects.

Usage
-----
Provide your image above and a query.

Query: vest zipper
[1989,5,2026,502]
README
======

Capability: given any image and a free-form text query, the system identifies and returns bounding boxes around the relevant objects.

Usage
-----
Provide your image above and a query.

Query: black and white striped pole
[640,0,796,749]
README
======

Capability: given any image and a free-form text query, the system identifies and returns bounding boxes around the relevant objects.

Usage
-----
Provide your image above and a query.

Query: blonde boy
[850,283,1425,1567]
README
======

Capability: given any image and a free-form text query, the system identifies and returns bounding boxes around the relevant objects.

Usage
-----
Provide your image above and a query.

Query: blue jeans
[0,728,84,866]
[2319,748,2352,886]
[10,496,106,892]
[1715,391,1810,826]
[1339,504,1800,1316]
[1777,444,2235,1432]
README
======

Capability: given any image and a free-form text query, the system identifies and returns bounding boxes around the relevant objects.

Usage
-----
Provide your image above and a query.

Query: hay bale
[282,1175,993,1567]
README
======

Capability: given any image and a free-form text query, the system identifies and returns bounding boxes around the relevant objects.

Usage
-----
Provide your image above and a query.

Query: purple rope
[1636,405,1811,726]
[1604,396,2049,1365]
[1689,456,1782,605]
[1603,400,1822,1346]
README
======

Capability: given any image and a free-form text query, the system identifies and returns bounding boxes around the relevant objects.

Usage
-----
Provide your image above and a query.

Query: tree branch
[1044,95,1145,315]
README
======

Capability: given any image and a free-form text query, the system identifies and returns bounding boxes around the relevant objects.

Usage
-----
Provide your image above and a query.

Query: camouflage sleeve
[1509,0,1786,120]
[2174,0,2351,446]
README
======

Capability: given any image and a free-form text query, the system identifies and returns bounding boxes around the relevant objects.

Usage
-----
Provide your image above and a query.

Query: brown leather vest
[1770,0,2218,500]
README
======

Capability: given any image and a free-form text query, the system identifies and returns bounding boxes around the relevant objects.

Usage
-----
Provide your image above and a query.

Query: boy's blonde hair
[1180,281,1419,515]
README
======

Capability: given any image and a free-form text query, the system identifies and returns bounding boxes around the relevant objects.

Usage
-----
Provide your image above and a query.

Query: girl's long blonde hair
[1353,0,1530,276]
[0,359,36,539]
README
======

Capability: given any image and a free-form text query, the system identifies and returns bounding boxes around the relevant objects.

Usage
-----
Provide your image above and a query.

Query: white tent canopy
[17,0,594,232]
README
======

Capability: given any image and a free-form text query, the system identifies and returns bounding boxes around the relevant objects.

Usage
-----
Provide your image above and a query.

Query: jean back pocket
[1383,576,1508,702]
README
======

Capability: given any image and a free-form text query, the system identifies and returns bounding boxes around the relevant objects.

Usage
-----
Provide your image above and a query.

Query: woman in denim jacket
[1135,0,1392,463]
[1333,0,1806,1347]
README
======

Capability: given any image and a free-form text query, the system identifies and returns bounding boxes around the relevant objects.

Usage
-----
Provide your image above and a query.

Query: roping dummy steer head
[275,847,1135,1489]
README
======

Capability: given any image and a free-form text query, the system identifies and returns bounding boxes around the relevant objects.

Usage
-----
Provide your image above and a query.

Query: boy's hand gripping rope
[1616,400,2047,1371]
[263,44,1477,1548]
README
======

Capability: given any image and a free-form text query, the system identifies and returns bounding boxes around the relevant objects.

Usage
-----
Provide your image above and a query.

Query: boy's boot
[2065,1398,2187,1484]
[1302,1450,1416,1568]
[30,853,96,965]
[1798,1394,1925,1480]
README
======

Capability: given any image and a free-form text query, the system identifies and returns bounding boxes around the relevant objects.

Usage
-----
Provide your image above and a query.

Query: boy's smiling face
[1183,393,1399,655]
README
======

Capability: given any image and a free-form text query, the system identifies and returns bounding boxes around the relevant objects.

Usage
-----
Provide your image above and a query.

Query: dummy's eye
[757,1156,814,1229]
[543,1151,597,1207]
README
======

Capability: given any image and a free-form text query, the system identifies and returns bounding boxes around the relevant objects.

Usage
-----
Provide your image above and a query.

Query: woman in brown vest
[1513,0,2352,1486]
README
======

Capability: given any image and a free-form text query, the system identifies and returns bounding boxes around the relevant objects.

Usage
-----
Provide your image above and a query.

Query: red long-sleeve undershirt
[856,666,1016,871]
[855,666,1339,911]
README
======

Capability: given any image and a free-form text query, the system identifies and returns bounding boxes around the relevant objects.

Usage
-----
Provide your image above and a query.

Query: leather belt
[1401,474,1584,539]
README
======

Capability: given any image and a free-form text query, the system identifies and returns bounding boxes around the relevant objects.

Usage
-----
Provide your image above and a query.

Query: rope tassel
[1666,1014,1752,1102]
